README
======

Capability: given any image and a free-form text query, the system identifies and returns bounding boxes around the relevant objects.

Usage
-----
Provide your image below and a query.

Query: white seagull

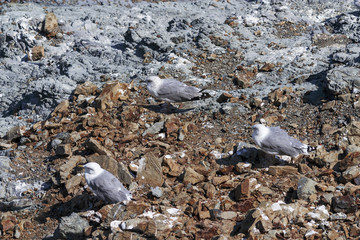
[145,76,210,103]
[83,162,132,204]
[252,124,310,158]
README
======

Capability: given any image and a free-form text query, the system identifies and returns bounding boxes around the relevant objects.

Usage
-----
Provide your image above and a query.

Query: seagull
[252,124,311,158]
[145,76,210,103]
[83,162,132,204]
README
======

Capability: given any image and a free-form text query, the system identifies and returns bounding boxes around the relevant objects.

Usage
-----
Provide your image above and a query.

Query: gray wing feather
[89,170,131,203]
[260,127,306,157]
[157,79,201,102]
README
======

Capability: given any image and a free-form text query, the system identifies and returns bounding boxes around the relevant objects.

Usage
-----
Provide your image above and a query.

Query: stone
[183,167,205,185]
[151,186,163,198]
[55,143,72,157]
[235,162,252,173]
[84,138,114,157]
[234,178,250,200]
[59,156,84,183]
[212,175,230,186]
[65,175,82,195]
[347,121,360,146]
[326,66,360,95]
[137,153,164,187]
[331,195,358,213]
[216,92,233,103]
[342,166,360,182]
[233,67,255,88]
[220,211,237,220]
[203,182,216,199]
[163,156,183,177]
[142,121,164,136]
[121,218,157,237]
[57,213,89,239]
[339,152,360,171]
[74,81,99,96]
[239,209,272,234]
[165,118,181,136]
[269,166,298,176]
[51,100,69,116]
[43,12,58,35]
[1,219,15,233]
[95,81,129,110]
[5,126,23,141]
[86,155,132,185]
[29,46,44,61]
[297,177,317,200]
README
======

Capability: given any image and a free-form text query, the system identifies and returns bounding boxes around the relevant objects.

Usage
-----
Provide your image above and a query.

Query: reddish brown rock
[29,46,44,61]
[43,12,58,35]
[269,165,298,176]
[137,153,164,187]
[95,81,129,110]
[234,178,250,200]
[183,167,205,185]
[74,81,99,96]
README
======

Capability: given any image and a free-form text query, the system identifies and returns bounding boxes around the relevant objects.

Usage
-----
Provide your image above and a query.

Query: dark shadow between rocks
[35,194,95,223]
[301,70,333,106]
[139,104,194,114]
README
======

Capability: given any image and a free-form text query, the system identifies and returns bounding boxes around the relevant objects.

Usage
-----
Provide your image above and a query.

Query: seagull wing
[260,127,306,157]
[89,170,131,203]
[156,79,202,102]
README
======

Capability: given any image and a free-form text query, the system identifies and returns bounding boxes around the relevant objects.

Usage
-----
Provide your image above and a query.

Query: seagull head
[145,76,162,85]
[83,162,103,176]
[252,124,267,135]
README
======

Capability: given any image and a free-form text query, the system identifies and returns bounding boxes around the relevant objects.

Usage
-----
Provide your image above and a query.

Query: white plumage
[252,124,309,158]
[84,162,132,204]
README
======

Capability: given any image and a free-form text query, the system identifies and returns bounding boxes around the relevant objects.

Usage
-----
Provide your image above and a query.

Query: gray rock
[57,213,89,240]
[326,66,360,95]
[142,121,165,136]
[297,177,317,200]
[151,186,163,198]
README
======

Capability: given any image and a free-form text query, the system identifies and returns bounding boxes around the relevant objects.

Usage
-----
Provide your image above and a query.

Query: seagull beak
[78,164,84,168]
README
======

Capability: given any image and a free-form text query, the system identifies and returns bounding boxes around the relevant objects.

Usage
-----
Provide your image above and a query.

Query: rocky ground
[0,0,360,239]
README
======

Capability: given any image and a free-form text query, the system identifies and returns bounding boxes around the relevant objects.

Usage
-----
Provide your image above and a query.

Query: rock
[165,118,180,136]
[65,175,82,195]
[239,208,272,234]
[268,87,292,106]
[234,178,250,200]
[1,218,15,233]
[43,12,58,35]
[29,46,44,61]
[203,182,216,199]
[183,167,205,185]
[217,92,233,103]
[74,81,99,96]
[269,165,298,176]
[163,156,183,177]
[339,152,360,171]
[86,155,132,185]
[59,156,84,183]
[57,213,89,239]
[347,121,360,146]
[326,66,360,95]
[297,177,317,200]
[4,126,23,141]
[95,81,129,111]
[51,100,69,116]
[121,218,157,237]
[212,175,230,186]
[137,153,163,187]
[342,166,360,182]
[151,186,163,198]
[233,66,255,88]
[55,143,72,157]
[84,138,114,157]
[306,205,329,221]
[142,121,164,136]
[235,162,252,173]
[331,195,358,213]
